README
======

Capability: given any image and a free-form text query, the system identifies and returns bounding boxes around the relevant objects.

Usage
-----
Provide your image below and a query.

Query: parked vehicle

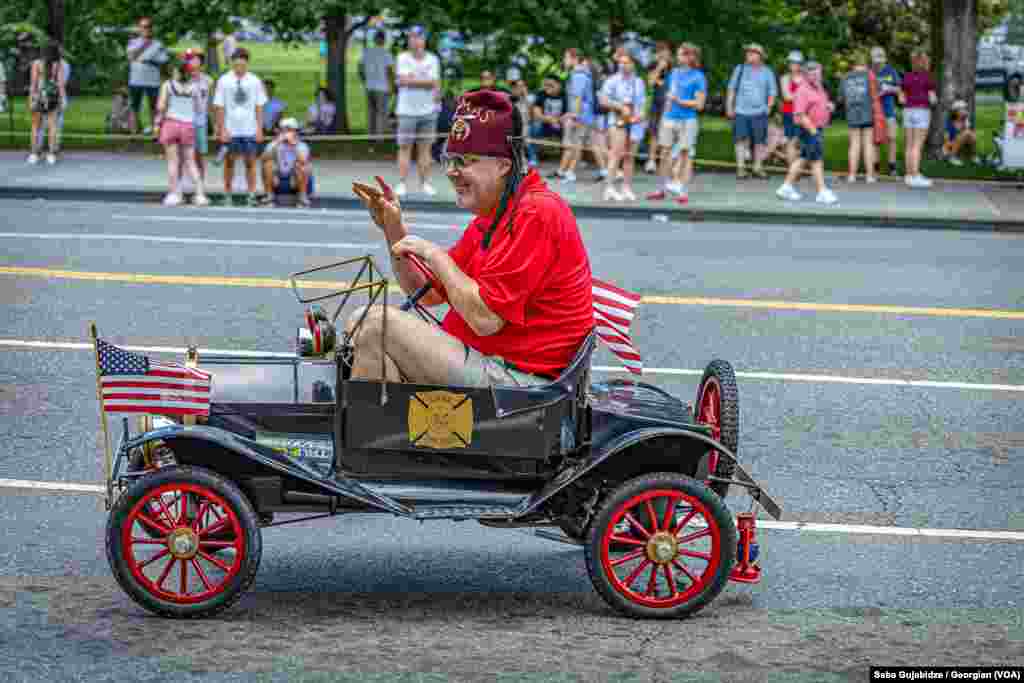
[977,40,1024,101]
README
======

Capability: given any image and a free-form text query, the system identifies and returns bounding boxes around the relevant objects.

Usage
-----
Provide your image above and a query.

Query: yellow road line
[3,265,1023,320]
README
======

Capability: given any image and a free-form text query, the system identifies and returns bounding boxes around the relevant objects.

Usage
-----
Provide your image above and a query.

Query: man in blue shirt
[647,43,706,204]
[726,43,778,179]
[871,47,902,175]
[555,48,595,183]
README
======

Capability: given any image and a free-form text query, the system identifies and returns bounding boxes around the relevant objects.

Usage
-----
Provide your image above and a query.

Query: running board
[411,505,518,520]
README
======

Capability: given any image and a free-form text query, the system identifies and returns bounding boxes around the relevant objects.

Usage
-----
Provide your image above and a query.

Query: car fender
[516,427,738,516]
[120,424,410,515]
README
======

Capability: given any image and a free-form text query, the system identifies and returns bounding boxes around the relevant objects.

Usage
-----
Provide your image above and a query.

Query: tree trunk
[325,12,349,134]
[928,0,978,157]
[206,33,220,74]
[46,0,64,47]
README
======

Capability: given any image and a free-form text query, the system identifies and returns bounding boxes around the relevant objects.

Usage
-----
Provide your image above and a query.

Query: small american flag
[97,339,212,416]
[593,279,643,375]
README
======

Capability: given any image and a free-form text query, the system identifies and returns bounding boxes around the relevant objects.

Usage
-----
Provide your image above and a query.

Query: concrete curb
[2,185,1023,233]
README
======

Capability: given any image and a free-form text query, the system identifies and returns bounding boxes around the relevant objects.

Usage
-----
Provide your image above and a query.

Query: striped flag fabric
[592,278,643,375]
[97,338,212,416]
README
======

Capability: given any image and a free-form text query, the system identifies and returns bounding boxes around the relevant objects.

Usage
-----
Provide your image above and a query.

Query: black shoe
[547,170,563,179]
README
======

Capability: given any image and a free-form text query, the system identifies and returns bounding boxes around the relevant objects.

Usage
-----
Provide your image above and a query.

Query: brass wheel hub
[167,527,199,560]
[645,531,679,565]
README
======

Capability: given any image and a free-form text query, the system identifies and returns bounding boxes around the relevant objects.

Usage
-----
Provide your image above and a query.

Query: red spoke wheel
[695,359,739,499]
[585,473,736,619]
[106,465,262,618]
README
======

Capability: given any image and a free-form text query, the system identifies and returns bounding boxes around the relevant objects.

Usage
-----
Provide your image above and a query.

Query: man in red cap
[349,89,594,387]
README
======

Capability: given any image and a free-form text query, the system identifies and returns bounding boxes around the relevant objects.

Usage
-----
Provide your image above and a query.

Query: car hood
[588,379,696,427]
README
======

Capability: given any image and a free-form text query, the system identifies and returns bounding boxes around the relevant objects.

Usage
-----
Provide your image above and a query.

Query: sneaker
[559,171,577,184]
[865,176,878,184]
[645,190,668,201]
[904,175,914,187]
[258,193,275,207]
[776,184,802,201]
[395,182,407,197]
[620,187,637,201]
[297,194,312,208]
[46,153,57,165]
[192,193,210,207]
[603,186,622,202]
[26,153,39,165]
[421,182,437,197]
[948,157,964,167]
[674,192,690,205]
[547,169,564,179]
[162,192,183,207]
[815,189,838,205]
[666,181,684,195]
[644,158,657,173]
[908,175,933,188]
[847,174,857,184]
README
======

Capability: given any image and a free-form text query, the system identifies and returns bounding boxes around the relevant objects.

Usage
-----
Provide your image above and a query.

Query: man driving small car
[349,89,594,387]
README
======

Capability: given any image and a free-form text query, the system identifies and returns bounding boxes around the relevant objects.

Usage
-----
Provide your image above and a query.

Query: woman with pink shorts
[155,61,208,206]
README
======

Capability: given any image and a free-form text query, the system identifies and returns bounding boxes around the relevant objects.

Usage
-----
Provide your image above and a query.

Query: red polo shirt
[441,170,594,377]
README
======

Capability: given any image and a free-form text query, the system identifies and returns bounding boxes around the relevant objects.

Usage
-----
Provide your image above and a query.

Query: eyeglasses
[441,152,497,173]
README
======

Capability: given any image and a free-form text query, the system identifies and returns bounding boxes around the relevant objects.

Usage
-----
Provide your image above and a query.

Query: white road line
[0,232,376,250]
[0,477,1021,543]
[1,339,1021,393]
[110,214,461,231]
[0,478,105,494]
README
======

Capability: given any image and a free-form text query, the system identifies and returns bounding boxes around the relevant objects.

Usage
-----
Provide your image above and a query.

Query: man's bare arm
[426,249,504,336]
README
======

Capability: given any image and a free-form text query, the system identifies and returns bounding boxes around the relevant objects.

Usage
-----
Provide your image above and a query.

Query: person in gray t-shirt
[840,51,877,182]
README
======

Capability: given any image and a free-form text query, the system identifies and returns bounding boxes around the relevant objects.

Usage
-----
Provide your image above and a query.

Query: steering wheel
[399,253,446,315]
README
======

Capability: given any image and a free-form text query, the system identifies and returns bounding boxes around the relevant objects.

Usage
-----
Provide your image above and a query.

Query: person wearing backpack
[726,43,778,179]
[28,44,67,165]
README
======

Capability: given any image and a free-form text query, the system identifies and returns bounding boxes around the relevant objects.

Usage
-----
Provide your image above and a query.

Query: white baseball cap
[280,117,300,130]
[787,50,804,64]
[952,100,968,112]
[871,47,886,63]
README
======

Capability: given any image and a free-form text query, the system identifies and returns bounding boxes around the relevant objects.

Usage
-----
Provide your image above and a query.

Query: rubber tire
[106,465,262,619]
[695,359,739,499]
[584,473,736,619]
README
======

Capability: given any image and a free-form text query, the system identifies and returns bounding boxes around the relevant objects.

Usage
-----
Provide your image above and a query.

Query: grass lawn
[0,41,1017,180]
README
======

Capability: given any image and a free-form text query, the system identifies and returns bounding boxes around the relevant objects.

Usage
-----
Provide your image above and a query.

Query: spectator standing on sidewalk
[586,56,611,182]
[34,46,70,157]
[213,47,267,206]
[175,49,214,193]
[27,44,66,165]
[726,43,777,179]
[359,30,395,140]
[126,17,169,135]
[155,58,208,206]
[555,48,596,183]
[509,78,536,165]
[776,61,838,205]
[262,79,286,138]
[647,43,706,205]
[901,49,937,188]
[530,77,566,166]
[599,51,646,201]
[260,118,314,207]
[840,51,877,183]
[394,26,440,197]
[871,47,902,176]
[644,42,673,174]
[779,51,804,165]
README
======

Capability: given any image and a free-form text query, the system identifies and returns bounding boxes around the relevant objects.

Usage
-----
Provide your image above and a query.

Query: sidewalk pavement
[1,152,1022,231]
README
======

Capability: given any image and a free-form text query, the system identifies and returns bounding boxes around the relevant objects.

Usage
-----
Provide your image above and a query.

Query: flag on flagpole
[96,338,212,416]
[592,278,643,375]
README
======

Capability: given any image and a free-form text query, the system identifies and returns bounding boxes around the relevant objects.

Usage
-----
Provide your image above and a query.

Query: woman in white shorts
[900,50,937,188]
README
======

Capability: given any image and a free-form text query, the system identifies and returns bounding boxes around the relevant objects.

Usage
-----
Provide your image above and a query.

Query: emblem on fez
[451,118,470,142]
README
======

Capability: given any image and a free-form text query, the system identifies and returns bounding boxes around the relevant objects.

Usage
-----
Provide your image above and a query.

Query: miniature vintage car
[100,256,781,620]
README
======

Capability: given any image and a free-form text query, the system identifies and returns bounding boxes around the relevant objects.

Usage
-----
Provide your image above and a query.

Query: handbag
[868,71,887,145]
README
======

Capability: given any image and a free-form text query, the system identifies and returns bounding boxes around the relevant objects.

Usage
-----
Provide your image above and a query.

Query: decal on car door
[408,391,473,449]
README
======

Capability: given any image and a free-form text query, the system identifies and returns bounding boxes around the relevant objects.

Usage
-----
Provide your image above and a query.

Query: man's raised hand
[352,175,403,235]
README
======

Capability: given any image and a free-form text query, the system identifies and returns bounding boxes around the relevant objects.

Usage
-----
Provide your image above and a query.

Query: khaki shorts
[658,118,699,154]
[562,121,591,149]
[450,342,553,388]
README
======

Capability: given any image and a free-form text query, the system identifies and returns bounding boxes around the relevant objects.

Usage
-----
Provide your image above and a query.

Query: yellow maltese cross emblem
[408,391,473,449]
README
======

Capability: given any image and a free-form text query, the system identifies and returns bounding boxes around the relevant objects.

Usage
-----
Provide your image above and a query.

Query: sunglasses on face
[441,152,497,173]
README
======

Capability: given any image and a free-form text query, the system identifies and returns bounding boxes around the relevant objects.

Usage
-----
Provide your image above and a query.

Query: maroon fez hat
[445,90,516,158]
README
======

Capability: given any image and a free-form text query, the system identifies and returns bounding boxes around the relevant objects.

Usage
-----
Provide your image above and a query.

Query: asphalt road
[1,199,1022,681]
